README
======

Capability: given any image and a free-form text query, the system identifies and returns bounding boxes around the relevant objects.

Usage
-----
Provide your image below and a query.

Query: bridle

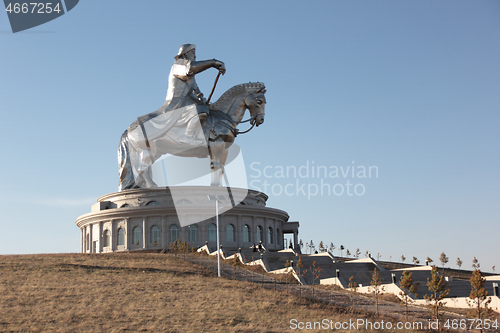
[234,91,265,135]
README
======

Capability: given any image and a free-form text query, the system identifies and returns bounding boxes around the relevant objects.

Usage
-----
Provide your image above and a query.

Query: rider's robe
[127,59,210,160]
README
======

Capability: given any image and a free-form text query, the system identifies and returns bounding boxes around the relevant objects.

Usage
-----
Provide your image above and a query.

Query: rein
[214,114,257,137]
[234,114,257,135]
[232,114,257,124]
[236,122,255,135]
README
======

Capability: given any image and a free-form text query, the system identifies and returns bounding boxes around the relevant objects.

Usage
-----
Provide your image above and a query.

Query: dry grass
[0,253,431,332]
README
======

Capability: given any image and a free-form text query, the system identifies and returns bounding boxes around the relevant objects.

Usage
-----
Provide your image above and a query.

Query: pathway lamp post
[208,194,227,277]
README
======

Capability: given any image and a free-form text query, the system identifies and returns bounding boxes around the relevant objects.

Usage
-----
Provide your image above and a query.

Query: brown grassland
[0,252,440,332]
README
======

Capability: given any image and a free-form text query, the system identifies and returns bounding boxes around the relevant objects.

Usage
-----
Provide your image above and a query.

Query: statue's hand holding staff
[214,60,226,75]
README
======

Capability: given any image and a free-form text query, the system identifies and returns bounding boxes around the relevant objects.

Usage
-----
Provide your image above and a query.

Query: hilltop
[0,252,407,332]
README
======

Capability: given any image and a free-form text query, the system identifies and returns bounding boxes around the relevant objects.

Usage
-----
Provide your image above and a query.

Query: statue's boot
[198,112,208,125]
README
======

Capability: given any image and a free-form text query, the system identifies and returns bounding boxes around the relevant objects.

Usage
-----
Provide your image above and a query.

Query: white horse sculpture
[118,82,266,191]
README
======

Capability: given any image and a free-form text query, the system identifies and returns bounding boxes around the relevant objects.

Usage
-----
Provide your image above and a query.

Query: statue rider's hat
[175,44,196,60]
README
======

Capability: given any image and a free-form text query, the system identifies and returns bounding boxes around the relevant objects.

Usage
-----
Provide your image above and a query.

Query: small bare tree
[231,253,241,279]
[299,268,307,299]
[456,257,463,271]
[309,240,315,254]
[472,257,480,270]
[412,256,420,266]
[348,275,358,309]
[329,242,335,253]
[468,268,492,331]
[399,270,419,321]
[310,261,321,298]
[296,256,304,296]
[370,268,384,316]
[296,256,303,275]
[425,266,450,324]
[439,252,449,274]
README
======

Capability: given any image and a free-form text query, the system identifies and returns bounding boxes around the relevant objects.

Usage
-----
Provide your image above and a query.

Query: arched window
[257,226,263,243]
[243,225,250,243]
[150,225,161,244]
[103,230,110,247]
[226,224,235,242]
[121,204,130,208]
[133,226,142,246]
[188,224,198,242]
[208,223,216,242]
[176,199,192,205]
[268,227,273,244]
[117,228,124,246]
[169,224,179,243]
[146,201,160,206]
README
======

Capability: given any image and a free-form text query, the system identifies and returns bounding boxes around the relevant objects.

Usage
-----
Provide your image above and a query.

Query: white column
[98,222,103,253]
[236,215,241,248]
[84,226,87,252]
[89,224,93,253]
[161,216,167,247]
[111,220,117,251]
[142,217,147,249]
[263,218,268,247]
[251,216,255,244]
[125,218,130,250]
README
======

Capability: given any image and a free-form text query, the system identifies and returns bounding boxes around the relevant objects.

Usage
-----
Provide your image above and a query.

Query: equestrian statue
[118,44,266,191]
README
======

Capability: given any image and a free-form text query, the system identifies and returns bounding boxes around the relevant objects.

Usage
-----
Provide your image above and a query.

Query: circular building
[75,186,299,254]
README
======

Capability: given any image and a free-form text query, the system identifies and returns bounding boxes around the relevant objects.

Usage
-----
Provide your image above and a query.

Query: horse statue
[118,82,266,191]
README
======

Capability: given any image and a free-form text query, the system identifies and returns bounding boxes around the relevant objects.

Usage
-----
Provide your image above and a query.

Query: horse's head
[245,86,266,127]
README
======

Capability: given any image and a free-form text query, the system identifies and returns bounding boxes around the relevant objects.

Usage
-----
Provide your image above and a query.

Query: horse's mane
[210,82,265,111]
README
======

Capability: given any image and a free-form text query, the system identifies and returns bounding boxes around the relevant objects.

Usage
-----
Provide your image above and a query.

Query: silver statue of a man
[165,44,226,121]
[118,44,266,191]
[120,44,226,189]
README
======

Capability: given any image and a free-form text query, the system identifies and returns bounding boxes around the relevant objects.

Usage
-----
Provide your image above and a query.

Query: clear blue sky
[1,0,498,271]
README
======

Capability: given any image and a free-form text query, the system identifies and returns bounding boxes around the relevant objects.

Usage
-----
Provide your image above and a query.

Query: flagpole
[208,194,224,277]
[216,198,221,277]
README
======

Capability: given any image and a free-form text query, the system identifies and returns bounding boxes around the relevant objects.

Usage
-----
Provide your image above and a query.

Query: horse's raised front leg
[208,138,227,186]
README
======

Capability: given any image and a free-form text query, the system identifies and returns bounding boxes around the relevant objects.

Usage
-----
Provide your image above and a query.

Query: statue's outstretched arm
[188,59,226,75]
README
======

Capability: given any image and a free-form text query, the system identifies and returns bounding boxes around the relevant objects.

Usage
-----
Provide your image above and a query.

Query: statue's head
[175,44,196,60]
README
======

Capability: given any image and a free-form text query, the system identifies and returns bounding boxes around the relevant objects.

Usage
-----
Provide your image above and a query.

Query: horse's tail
[118,130,135,191]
